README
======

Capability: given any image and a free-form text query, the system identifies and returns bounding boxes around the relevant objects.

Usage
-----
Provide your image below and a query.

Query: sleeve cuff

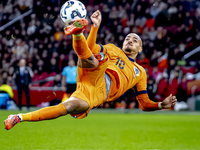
[158,102,162,109]
[92,24,99,30]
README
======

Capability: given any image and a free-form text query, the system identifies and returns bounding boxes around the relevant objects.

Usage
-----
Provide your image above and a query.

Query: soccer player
[4,10,177,130]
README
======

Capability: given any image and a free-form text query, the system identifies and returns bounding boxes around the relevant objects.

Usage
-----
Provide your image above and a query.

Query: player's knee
[78,55,99,68]
[64,101,79,113]
[62,98,89,114]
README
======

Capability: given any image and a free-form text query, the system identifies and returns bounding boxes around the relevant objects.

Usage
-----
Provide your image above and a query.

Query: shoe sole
[73,19,87,28]
[4,115,20,130]
[64,19,88,35]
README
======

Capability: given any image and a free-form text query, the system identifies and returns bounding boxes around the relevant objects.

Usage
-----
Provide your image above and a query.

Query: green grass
[0,109,200,150]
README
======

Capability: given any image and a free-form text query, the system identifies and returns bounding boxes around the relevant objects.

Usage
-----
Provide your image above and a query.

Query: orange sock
[73,34,92,60]
[21,103,67,121]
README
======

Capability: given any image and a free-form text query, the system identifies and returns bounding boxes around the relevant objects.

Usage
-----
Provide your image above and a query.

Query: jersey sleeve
[133,68,160,111]
[87,25,103,55]
[62,67,67,76]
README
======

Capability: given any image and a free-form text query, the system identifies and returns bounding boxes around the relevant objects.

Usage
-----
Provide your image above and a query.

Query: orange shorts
[70,54,110,119]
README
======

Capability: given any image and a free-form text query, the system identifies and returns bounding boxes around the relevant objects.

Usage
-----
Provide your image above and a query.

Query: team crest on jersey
[134,66,140,76]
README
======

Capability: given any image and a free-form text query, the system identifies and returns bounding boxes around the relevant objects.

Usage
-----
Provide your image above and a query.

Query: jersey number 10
[116,58,125,69]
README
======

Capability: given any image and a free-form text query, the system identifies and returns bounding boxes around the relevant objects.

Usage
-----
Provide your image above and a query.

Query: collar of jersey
[127,56,135,62]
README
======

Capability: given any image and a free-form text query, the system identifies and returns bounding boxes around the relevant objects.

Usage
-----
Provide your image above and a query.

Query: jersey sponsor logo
[134,66,140,76]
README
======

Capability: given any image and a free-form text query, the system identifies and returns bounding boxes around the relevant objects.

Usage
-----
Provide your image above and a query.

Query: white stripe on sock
[18,114,23,121]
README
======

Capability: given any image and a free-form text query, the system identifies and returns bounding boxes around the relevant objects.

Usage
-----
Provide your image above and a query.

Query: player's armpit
[87,25,101,55]
[136,92,159,111]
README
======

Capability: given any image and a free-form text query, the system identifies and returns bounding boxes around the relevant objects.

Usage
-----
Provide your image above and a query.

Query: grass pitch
[0,109,200,150]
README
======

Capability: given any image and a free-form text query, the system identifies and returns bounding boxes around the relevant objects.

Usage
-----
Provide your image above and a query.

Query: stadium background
[0,0,200,149]
[0,0,200,110]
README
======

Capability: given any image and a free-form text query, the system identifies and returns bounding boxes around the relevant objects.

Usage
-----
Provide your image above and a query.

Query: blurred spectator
[136,53,150,68]
[0,71,14,109]
[118,5,127,19]
[41,50,49,67]
[47,57,60,74]
[165,69,179,97]
[157,48,169,71]
[13,59,33,110]
[3,1,13,14]
[177,74,188,102]
[35,59,45,75]
[7,66,15,85]
[108,6,118,27]
[150,49,159,67]
[152,66,161,81]
[0,4,4,22]
[27,21,36,36]
[168,58,176,75]
[150,1,161,18]
[18,0,32,13]
[107,0,116,9]
[0,71,14,97]
[42,22,52,34]
[148,27,157,41]
[59,54,68,68]
[9,7,21,20]
[53,74,62,87]
[62,60,77,97]
[147,76,157,101]
[154,71,168,101]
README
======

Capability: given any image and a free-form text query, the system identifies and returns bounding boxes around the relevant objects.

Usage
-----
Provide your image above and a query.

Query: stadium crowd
[0,0,200,108]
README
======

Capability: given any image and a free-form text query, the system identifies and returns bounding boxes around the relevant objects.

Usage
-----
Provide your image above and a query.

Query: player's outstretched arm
[136,92,177,111]
[90,10,101,27]
[161,94,177,109]
[87,10,102,55]
[134,70,177,111]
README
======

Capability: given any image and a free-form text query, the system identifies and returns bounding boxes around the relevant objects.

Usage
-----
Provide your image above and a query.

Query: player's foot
[4,115,20,130]
[64,18,88,35]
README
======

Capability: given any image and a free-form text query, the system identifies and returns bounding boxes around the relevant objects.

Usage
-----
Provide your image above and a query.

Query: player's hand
[62,86,66,92]
[161,94,177,109]
[90,10,101,27]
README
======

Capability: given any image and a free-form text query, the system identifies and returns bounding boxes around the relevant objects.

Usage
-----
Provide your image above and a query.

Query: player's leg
[24,86,30,110]
[73,34,99,68]
[20,97,89,121]
[4,97,89,130]
[65,18,99,68]
[17,86,22,110]
[62,97,89,114]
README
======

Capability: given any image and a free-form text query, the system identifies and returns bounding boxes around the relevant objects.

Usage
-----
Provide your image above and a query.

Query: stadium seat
[42,81,54,87]
[154,78,168,101]
[146,67,153,77]
[180,66,194,75]
[48,72,57,77]
[165,78,179,97]
[32,72,48,87]
[32,83,40,87]
[33,72,48,81]
[32,73,39,82]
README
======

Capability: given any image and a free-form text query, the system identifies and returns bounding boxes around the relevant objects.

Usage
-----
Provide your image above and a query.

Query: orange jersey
[87,26,160,111]
[102,43,147,102]
[70,26,160,119]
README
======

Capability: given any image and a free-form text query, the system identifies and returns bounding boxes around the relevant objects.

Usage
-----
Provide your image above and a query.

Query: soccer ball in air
[60,0,87,24]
